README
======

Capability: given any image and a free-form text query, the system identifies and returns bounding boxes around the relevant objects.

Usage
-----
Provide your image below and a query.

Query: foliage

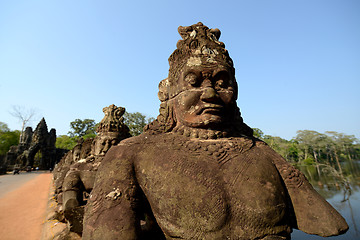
[123,112,155,136]
[252,128,264,139]
[253,127,360,177]
[57,111,155,149]
[55,135,78,150]
[259,134,299,162]
[56,133,95,150]
[303,157,315,166]
[82,133,96,140]
[0,122,9,132]
[0,122,21,155]
[58,111,155,150]
[68,119,96,137]
[294,130,360,175]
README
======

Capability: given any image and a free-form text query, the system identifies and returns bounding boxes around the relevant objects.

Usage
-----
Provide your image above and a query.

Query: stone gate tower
[3,118,64,170]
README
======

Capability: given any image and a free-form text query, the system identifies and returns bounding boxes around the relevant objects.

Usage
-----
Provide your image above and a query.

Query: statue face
[72,148,81,162]
[173,63,236,129]
[93,135,119,156]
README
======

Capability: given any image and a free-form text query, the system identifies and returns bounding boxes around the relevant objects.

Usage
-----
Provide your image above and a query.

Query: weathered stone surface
[83,23,348,240]
[53,138,93,205]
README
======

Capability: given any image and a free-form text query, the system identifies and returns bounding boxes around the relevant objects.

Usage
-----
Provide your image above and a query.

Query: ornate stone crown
[161,22,236,101]
[96,104,129,135]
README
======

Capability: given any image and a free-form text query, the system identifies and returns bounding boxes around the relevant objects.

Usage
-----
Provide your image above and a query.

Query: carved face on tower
[173,62,236,128]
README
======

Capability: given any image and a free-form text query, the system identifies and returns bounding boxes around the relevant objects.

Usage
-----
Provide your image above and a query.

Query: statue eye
[214,71,230,90]
[215,80,225,89]
[184,73,199,86]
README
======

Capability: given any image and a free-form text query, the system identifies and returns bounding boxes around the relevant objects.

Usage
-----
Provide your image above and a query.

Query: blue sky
[0,0,359,140]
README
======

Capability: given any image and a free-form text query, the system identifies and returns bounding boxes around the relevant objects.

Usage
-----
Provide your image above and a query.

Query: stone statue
[53,137,93,210]
[61,104,130,235]
[82,23,348,240]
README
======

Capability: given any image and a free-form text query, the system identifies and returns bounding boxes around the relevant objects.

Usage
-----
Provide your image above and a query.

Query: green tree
[286,140,300,163]
[0,122,21,155]
[325,131,358,162]
[0,122,9,132]
[68,119,96,137]
[123,112,154,136]
[252,128,264,139]
[295,130,327,174]
[324,131,358,175]
[55,135,78,150]
[263,135,299,162]
[293,130,360,178]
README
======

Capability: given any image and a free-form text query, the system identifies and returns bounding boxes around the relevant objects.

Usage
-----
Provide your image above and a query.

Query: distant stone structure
[0,155,6,174]
[82,23,348,240]
[50,104,130,239]
[2,118,66,171]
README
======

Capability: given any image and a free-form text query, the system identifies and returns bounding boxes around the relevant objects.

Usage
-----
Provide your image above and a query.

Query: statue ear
[158,78,170,102]
[164,100,176,132]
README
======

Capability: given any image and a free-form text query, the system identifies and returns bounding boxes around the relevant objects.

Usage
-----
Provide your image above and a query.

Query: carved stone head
[92,104,130,156]
[92,132,122,156]
[72,143,82,162]
[145,22,252,139]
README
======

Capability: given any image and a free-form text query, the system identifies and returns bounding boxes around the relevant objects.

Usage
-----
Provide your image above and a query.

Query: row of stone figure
[51,104,131,239]
[50,22,348,240]
[51,103,349,240]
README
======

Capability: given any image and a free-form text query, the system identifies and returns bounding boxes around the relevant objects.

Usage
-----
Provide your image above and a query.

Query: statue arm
[264,145,349,237]
[82,145,141,240]
[62,169,83,211]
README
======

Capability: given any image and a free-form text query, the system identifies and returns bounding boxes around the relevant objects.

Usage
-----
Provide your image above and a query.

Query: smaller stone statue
[53,138,93,210]
[61,104,130,236]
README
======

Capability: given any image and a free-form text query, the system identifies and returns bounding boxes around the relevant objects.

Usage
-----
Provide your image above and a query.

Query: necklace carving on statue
[177,134,254,167]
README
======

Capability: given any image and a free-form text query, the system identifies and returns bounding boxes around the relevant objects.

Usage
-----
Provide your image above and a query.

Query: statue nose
[202,78,212,88]
[200,87,219,102]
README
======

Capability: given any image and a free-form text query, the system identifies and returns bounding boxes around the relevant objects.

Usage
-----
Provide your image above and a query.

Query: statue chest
[136,140,289,237]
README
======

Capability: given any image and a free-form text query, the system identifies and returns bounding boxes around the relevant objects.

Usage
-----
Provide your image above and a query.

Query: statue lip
[197,104,223,114]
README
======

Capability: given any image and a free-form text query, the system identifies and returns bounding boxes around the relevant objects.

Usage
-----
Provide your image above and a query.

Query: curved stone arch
[27,143,41,167]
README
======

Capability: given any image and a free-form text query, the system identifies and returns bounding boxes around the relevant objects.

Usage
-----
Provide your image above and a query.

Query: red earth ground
[0,173,52,240]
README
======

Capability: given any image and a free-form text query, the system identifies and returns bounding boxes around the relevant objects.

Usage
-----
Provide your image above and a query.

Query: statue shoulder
[252,138,349,236]
[118,132,163,145]
[102,133,164,163]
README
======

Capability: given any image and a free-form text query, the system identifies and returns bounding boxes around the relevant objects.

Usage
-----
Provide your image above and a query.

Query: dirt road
[0,172,52,240]
[0,172,40,198]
